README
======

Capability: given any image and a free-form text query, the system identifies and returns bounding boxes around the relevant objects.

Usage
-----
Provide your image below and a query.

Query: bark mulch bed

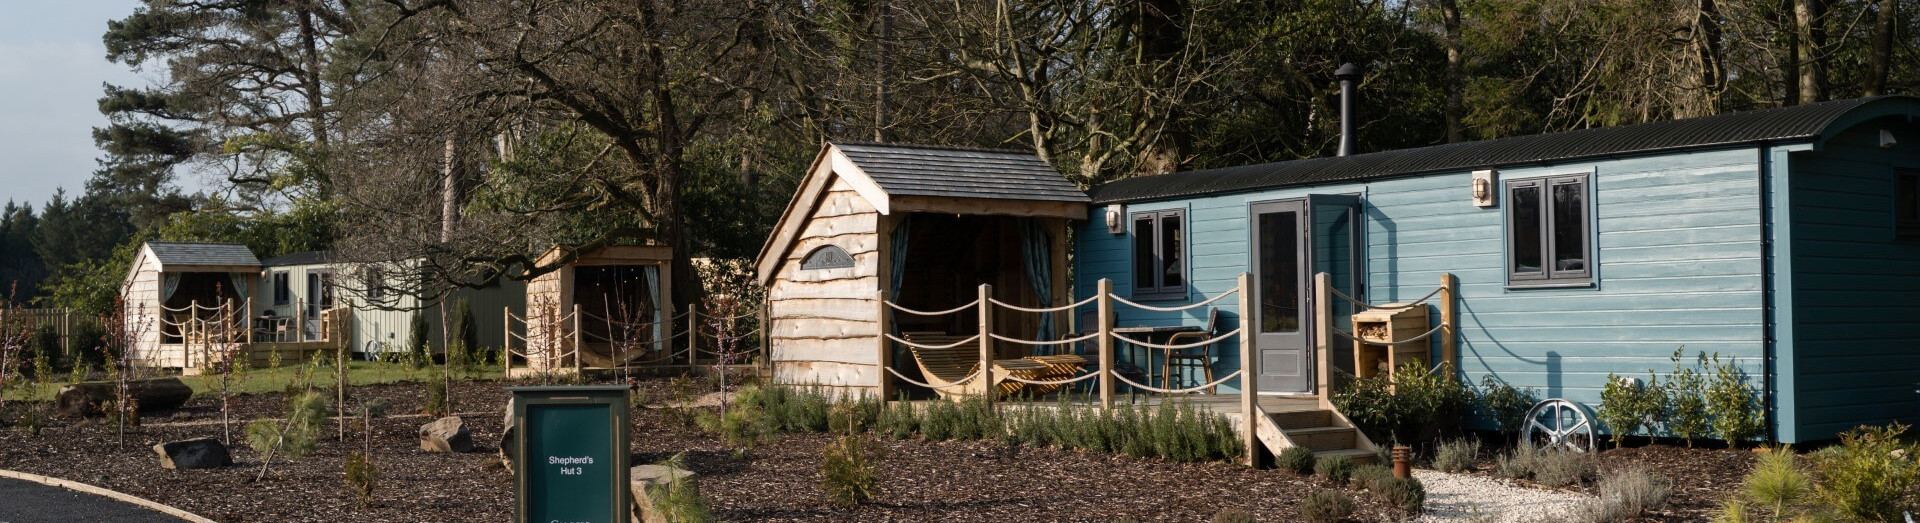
[1,378,1427,522]
[1593,444,1755,521]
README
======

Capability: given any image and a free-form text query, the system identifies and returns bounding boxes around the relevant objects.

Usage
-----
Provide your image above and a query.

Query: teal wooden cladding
[1784,119,1920,442]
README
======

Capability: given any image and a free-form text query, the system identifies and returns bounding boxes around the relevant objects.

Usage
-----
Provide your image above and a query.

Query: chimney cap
[1335,63,1363,79]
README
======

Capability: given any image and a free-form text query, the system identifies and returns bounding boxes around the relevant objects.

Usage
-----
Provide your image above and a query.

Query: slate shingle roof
[261,251,333,267]
[833,142,1089,203]
[1090,95,1920,204]
[147,242,261,268]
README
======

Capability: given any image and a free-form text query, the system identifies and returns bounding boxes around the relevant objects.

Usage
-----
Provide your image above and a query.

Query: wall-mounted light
[1471,169,1498,207]
[1881,129,1898,149]
[1105,204,1126,234]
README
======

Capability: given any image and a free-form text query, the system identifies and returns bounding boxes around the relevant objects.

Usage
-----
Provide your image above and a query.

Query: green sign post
[510,386,631,523]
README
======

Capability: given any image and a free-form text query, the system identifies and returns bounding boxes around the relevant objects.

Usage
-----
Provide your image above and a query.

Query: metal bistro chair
[1067,309,1147,399]
[1163,308,1220,394]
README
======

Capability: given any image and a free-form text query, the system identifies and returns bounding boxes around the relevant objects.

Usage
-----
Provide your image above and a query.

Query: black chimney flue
[1336,62,1362,157]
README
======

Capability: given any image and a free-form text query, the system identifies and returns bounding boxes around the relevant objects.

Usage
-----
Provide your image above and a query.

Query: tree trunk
[1676,0,1725,118]
[296,7,329,151]
[1793,0,1826,104]
[1779,0,1800,105]
[1438,0,1464,143]
[58,377,193,417]
[1867,0,1896,96]
[441,137,461,244]
[873,0,893,143]
[1131,0,1191,176]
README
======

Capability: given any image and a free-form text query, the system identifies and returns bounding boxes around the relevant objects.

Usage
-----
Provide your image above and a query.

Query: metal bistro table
[1110,324,1203,390]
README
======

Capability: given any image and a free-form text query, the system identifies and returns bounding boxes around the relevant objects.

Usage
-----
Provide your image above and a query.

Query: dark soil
[1593,444,1755,521]
[1,378,1423,522]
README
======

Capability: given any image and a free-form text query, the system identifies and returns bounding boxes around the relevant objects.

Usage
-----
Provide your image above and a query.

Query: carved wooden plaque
[800,245,855,270]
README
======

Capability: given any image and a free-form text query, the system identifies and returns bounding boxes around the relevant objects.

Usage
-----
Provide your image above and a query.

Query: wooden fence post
[759,298,770,376]
[1440,273,1457,380]
[688,306,700,368]
[502,307,511,377]
[1097,279,1114,409]
[1237,273,1257,466]
[977,284,994,409]
[876,290,892,401]
[572,304,582,375]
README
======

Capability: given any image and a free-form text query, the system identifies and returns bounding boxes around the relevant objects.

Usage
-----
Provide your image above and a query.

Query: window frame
[1896,169,1920,240]
[1129,208,1188,300]
[1504,173,1595,288]
[271,271,290,306]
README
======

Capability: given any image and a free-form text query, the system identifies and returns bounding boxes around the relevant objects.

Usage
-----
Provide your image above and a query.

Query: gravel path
[1414,469,1589,522]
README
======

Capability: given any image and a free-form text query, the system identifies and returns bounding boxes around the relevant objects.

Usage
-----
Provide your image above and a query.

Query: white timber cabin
[755,142,1090,397]
[121,241,266,369]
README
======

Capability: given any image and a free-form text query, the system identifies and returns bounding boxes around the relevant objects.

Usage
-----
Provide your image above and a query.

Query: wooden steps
[1253,406,1377,466]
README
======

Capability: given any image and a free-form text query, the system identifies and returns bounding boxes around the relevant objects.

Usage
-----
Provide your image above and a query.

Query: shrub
[827,395,880,435]
[1299,490,1354,523]
[1598,373,1663,445]
[1740,449,1812,518]
[27,325,61,374]
[1704,353,1762,445]
[1531,449,1598,488]
[359,398,390,418]
[1433,438,1478,473]
[820,434,878,507]
[1210,508,1256,523]
[876,396,918,440]
[246,391,328,458]
[1663,349,1710,448]
[649,454,713,523]
[1349,463,1394,492]
[1474,375,1537,438]
[452,300,478,369]
[1276,446,1317,475]
[423,379,448,417]
[1376,476,1426,515]
[1494,445,1538,479]
[697,407,771,448]
[343,451,378,506]
[1334,363,1474,445]
[1808,423,1920,522]
[920,399,958,440]
[407,311,430,368]
[1571,467,1671,522]
[1315,454,1356,482]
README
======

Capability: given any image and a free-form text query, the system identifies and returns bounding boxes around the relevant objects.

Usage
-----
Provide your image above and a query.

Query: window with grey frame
[272,271,290,305]
[1130,209,1186,299]
[1506,174,1592,285]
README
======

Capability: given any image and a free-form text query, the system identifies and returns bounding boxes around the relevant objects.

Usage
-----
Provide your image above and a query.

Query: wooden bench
[901,332,1085,400]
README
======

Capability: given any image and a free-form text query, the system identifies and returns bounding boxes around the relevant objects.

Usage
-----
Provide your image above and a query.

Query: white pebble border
[1413,469,1589,522]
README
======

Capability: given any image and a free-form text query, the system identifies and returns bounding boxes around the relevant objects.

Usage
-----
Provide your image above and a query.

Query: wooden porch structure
[876,272,1457,467]
[153,298,351,375]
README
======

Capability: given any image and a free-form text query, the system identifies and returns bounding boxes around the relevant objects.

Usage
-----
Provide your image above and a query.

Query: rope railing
[985,294,1099,314]
[1112,369,1246,395]
[1112,328,1243,351]
[1329,285,1443,310]
[579,309,691,329]
[1111,287,1237,312]
[1326,323,1444,347]
[882,333,982,350]
[986,331,1101,346]
[883,365,984,390]
[885,299,981,317]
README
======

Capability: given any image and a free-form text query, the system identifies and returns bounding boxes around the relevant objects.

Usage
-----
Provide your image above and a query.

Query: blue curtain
[229,273,248,302]
[887,216,912,365]
[642,265,663,349]
[1019,218,1054,354]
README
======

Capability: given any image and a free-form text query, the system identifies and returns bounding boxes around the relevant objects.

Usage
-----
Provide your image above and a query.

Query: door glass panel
[1132,217,1155,289]
[1551,181,1586,272]
[1510,185,1543,274]
[1160,215,1183,287]
[1258,211,1300,333]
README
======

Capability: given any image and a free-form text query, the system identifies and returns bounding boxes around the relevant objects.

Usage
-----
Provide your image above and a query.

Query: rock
[499,399,517,473]
[629,465,697,523]
[152,438,231,470]
[418,416,473,453]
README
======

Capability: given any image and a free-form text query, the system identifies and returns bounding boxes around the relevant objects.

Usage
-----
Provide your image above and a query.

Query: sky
[0,1,154,208]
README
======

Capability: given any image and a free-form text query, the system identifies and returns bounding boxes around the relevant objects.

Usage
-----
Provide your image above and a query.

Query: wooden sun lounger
[901,332,1087,400]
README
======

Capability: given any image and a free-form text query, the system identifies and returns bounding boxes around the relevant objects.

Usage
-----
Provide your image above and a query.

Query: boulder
[629,464,697,523]
[152,438,231,470]
[418,416,473,453]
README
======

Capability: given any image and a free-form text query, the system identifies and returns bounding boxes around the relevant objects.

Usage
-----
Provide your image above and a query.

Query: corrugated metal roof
[261,250,333,267]
[1090,95,1918,204]
[147,242,261,268]
[834,142,1089,203]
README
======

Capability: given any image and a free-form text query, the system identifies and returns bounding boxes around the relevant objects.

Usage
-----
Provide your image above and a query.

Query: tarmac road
[0,476,188,523]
